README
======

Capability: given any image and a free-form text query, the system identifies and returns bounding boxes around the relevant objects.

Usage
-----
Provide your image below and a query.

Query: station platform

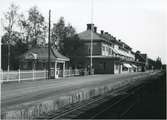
[1,71,162,119]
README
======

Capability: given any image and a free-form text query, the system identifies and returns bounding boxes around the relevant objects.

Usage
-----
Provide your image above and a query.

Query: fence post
[69,69,71,77]
[7,71,9,82]
[74,69,76,76]
[33,69,35,80]
[45,69,46,79]
[18,69,21,82]
[0,71,3,84]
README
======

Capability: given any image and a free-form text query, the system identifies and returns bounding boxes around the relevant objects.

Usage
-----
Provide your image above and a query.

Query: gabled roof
[51,46,70,61]
[21,47,69,61]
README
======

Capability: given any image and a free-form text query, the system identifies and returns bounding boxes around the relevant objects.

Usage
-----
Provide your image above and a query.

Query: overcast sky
[0,0,167,64]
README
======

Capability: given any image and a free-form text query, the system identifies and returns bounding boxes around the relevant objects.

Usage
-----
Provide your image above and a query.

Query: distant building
[135,51,148,71]
[78,24,137,74]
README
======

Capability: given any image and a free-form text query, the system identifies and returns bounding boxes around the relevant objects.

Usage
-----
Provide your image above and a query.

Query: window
[102,46,105,51]
[109,48,111,55]
[116,65,119,70]
[88,48,90,54]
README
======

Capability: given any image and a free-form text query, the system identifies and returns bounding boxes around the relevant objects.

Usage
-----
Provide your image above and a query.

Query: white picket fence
[59,69,80,77]
[0,70,48,83]
[0,69,88,83]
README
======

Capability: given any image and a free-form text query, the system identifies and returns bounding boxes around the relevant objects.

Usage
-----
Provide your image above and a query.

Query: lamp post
[0,33,2,83]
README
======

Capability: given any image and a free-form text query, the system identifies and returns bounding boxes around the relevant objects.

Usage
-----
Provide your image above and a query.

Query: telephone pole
[48,10,51,79]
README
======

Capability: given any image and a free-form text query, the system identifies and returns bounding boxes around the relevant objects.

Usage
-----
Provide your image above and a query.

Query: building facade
[78,24,138,74]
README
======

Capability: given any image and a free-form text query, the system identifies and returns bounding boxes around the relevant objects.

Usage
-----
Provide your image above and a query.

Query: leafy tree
[3,3,19,38]
[155,57,162,69]
[51,17,86,68]
[51,17,66,52]
[1,3,20,70]
[52,17,77,53]
[63,35,86,68]
[1,31,28,70]
[19,6,47,47]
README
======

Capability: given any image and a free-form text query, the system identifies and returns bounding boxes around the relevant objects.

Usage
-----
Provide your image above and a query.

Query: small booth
[20,46,70,79]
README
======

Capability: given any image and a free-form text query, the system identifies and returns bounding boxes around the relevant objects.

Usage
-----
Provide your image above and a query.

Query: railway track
[36,72,164,119]
[36,79,147,120]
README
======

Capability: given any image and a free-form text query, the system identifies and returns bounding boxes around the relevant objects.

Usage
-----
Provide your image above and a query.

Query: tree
[2,3,20,70]
[3,3,19,38]
[51,17,86,68]
[63,35,86,68]
[51,17,66,52]
[52,17,77,53]
[19,6,47,47]
[155,57,162,69]
[1,30,28,70]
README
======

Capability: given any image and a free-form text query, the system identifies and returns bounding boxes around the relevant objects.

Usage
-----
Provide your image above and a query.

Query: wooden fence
[0,70,48,83]
[0,69,91,83]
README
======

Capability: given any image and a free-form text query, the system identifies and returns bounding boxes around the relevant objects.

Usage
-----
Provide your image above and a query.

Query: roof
[21,47,70,61]
[86,55,121,60]
[78,30,105,41]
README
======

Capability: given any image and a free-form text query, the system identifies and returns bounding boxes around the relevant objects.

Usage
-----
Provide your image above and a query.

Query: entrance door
[119,65,121,73]
[57,63,63,77]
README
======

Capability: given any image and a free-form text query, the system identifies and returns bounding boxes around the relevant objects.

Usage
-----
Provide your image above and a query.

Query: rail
[37,79,147,119]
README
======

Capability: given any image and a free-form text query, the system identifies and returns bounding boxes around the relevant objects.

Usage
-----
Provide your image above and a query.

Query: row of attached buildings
[77,23,148,74]
[21,23,150,76]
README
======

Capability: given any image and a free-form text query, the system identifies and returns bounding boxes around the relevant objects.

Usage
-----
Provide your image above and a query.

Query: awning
[123,63,132,68]
[131,64,137,68]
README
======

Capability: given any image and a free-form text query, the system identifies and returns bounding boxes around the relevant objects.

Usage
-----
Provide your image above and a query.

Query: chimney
[94,26,97,33]
[136,51,140,54]
[105,32,108,35]
[101,30,104,35]
[87,23,94,30]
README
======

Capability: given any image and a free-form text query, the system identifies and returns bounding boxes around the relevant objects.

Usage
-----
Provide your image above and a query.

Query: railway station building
[77,24,138,74]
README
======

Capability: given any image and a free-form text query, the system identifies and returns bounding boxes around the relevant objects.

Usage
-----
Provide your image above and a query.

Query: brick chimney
[94,26,97,33]
[101,30,104,35]
[87,23,94,30]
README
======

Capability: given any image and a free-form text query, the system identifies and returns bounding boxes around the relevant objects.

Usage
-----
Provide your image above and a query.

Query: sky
[0,0,167,64]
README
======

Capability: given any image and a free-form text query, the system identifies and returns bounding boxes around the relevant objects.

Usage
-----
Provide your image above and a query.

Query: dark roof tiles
[22,47,69,61]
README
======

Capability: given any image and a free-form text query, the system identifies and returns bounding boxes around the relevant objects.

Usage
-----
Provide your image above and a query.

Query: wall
[83,42,101,56]
[101,43,113,56]
[114,63,122,74]
[2,78,140,119]
[93,59,114,74]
